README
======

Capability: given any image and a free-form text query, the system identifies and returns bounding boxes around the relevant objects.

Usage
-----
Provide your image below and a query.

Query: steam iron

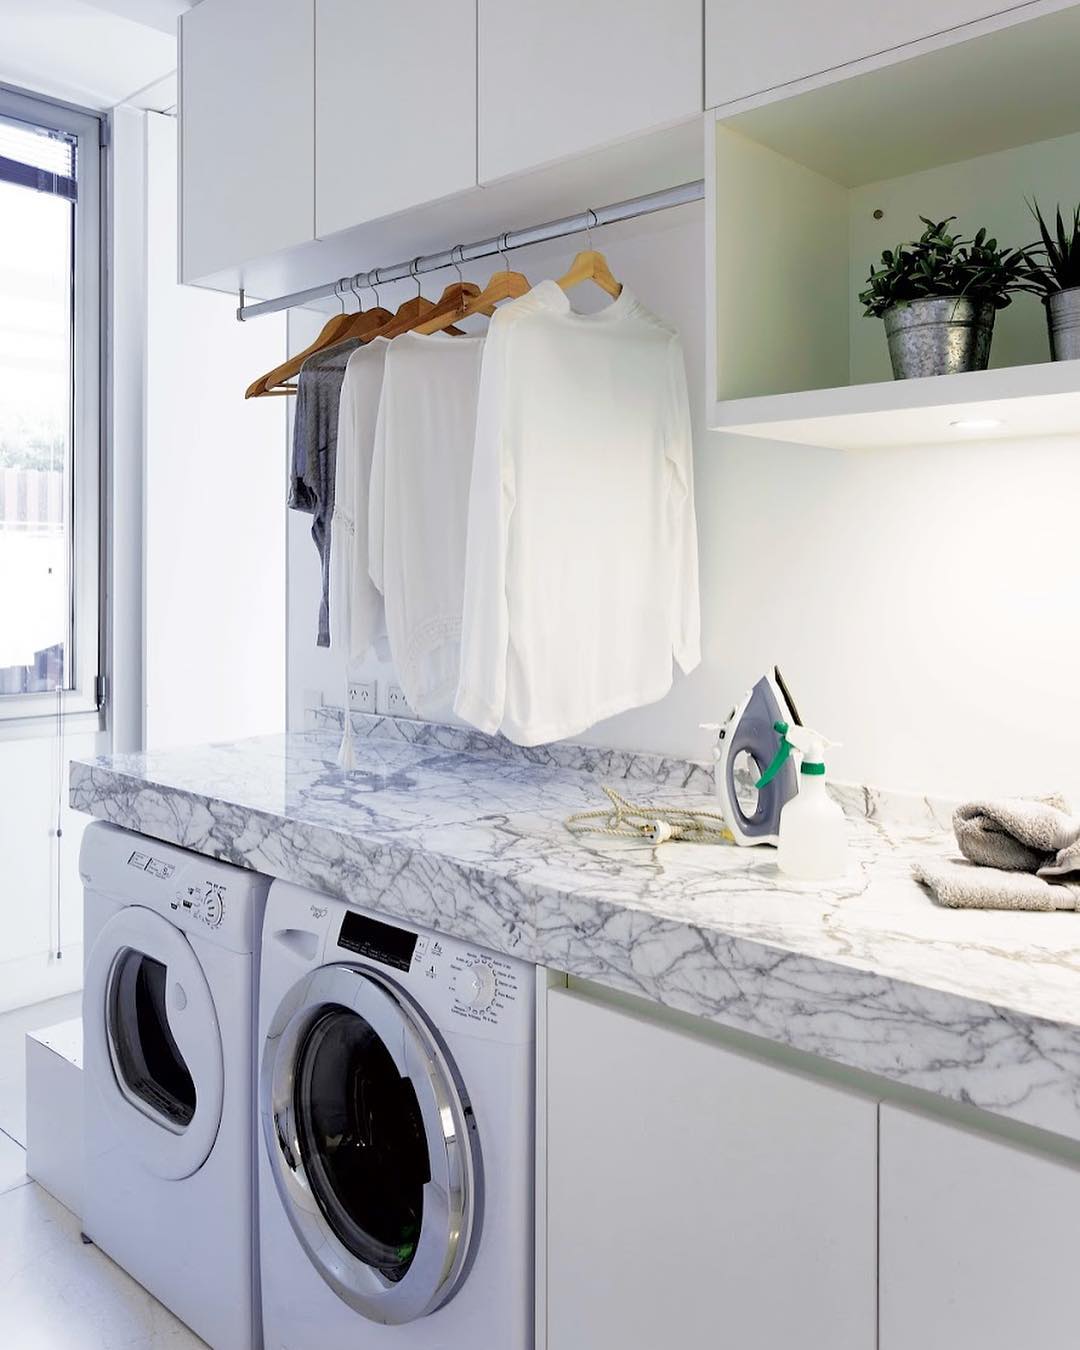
[707,667,802,847]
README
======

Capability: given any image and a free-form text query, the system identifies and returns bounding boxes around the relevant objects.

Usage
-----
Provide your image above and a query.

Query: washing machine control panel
[442,945,522,1028]
[173,880,227,929]
[330,904,532,1038]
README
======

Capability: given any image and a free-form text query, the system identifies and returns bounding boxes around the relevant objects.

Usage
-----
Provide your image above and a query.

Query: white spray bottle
[757,724,848,880]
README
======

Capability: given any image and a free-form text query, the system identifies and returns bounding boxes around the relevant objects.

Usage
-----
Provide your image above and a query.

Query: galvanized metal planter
[1045,287,1080,362]
[882,296,996,379]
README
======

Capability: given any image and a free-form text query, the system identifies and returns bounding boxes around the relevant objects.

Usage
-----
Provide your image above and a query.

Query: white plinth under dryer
[258,880,536,1349]
[80,821,269,1350]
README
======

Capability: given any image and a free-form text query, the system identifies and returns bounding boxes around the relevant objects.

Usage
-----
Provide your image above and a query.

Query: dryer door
[262,963,480,1326]
[84,906,224,1180]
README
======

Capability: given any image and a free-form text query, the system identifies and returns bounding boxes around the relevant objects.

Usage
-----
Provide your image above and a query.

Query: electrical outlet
[385,683,416,719]
[347,681,376,714]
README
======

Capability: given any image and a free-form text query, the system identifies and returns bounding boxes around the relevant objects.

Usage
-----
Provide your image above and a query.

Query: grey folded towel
[953,794,1080,878]
[914,794,1080,911]
[912,859,1080,912]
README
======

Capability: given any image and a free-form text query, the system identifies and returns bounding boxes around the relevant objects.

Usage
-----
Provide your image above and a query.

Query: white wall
[145,112,287,749]
[0,727,101,1013]
[286,203,1080,803]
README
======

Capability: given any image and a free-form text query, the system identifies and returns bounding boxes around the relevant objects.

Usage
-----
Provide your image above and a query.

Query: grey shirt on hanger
[288,339,361,647]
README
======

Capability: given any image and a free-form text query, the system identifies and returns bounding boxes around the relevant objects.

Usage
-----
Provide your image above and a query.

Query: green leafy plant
[1022,200,1080,295]
[859,217,1032,318]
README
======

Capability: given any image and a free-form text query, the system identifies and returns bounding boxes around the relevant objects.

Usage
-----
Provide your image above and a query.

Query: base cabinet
[879,1104,1080,1349]
[542,987,877,1349]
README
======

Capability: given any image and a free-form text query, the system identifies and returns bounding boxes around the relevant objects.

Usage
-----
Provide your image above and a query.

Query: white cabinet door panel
[880,1104,1080,1349]
[706,0,1030,109]
[180,0,315,282]
[315,0,476,237]
[544,989,877,1349]
[479,0,702,183]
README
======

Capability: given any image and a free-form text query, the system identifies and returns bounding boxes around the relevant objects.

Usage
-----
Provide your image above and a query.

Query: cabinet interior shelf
[715,359,1080,451]
[707,3,1080,451]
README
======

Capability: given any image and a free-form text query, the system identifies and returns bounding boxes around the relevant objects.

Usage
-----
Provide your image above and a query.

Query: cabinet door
[314,0,476,238]
[706,0,1028,109]
[478,0,702,184]
[880,1104,1080,1349]
[179,0,315,282]
[543,988,877,1350]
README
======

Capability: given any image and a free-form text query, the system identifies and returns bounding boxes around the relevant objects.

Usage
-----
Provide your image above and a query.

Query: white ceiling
[0,0,190,111]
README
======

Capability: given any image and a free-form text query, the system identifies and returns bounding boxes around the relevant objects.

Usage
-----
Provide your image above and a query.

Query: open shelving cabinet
[706,3,1080,449]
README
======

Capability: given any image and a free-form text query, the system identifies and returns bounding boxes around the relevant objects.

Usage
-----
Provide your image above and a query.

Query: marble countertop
[70,720,1080,1143]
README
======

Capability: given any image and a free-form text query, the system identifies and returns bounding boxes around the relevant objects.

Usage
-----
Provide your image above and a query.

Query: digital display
[337,910,418,972]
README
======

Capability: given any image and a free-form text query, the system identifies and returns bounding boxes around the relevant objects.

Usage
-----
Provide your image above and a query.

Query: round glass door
[109,949,197,1130]
[263,964,480,1326]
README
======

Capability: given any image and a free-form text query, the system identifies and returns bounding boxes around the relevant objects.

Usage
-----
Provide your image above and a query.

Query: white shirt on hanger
[330,337,389,669]
[368,331,485,718]
[454,280,700,747]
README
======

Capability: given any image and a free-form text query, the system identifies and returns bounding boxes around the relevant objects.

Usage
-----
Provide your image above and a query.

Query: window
[0,86,101,723]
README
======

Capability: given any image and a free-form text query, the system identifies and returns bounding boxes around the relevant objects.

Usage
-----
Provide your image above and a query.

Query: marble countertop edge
[69,750,1080,1144]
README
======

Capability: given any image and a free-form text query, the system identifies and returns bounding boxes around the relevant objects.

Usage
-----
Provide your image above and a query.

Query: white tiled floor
[0,1180,206,1348]
[0,1124,28,1195]
[0,997,206,1348]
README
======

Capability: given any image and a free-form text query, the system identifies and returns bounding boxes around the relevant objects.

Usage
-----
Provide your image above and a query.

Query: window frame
[0,84,103,730]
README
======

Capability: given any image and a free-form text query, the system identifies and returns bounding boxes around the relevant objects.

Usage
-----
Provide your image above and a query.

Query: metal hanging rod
[236,178,704,321]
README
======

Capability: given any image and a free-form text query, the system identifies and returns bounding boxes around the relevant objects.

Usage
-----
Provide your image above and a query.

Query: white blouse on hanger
[368,331,485,718]
[329,337,390,668]
[328,337,389,768]
[455,280,700,747]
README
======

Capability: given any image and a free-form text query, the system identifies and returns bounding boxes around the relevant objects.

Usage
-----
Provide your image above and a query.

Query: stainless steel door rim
[261,962,479,1326]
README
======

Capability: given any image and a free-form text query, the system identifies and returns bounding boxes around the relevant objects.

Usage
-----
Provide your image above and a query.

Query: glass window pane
[109,949,197,1130]
[295,1006,431,1282]
[0,165,74,696]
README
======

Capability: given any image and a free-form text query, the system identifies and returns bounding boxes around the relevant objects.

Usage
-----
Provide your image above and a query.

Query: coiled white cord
[564,786,734,846]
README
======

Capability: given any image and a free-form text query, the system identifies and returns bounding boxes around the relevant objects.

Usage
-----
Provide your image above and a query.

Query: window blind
[0,115,77,201]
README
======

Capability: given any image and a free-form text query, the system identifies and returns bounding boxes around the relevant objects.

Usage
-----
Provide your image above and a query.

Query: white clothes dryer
[80,821,269,1350]
[258,879,535,1349]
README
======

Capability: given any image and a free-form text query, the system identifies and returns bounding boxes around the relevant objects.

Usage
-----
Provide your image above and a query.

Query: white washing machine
[80,821,269,1350]
[258,879,535,1350]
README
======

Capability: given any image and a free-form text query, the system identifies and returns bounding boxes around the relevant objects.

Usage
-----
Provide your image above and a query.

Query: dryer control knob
[461,960,497,1012]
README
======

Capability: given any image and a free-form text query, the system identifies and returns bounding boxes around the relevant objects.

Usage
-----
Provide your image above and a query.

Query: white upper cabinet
[478,0,703,184]
[706,0,1031,109]
[543,988,877,1350]
[314,0,477,238]
[179,0,315,283]
[879,1105,1080,1350]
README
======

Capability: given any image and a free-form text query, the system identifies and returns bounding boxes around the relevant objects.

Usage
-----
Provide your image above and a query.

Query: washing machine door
[262,963,480,1326]
[84,906,224,1180]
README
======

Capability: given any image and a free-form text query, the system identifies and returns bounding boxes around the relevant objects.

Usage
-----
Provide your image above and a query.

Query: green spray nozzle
[757,721,840,788]
[756,721,792,789]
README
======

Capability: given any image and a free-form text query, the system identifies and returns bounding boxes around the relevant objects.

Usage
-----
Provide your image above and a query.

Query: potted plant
[859,217,1030,379]
[1022,201,1080,361]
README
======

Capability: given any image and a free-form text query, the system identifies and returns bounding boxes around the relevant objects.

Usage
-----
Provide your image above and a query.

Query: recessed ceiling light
[949,417,1005,431]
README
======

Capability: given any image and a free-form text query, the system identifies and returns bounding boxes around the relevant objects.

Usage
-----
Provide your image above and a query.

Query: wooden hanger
[415,254,528,336]
[245,279,388,399]
[342,303,392,339]
[369,276,472,341]
[245,309,348,399]
[556,247,621,298]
